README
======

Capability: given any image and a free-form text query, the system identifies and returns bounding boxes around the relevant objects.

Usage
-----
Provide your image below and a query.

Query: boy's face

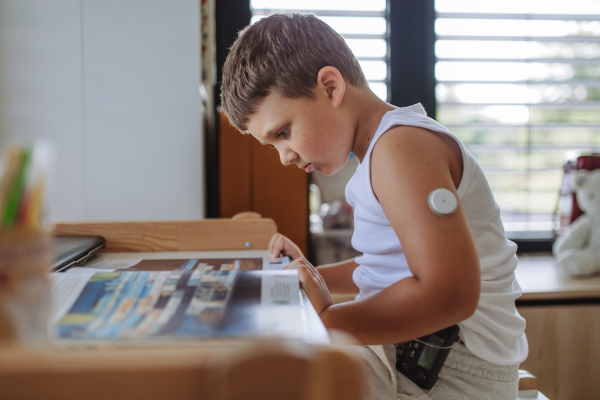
[245,88,354,176]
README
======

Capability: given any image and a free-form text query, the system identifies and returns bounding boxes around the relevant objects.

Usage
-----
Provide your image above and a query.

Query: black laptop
[52,235,106,272]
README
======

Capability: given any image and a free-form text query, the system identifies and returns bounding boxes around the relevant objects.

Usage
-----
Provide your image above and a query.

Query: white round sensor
[428,188,457,217]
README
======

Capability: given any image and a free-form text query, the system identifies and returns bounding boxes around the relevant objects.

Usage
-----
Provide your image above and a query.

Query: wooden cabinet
[515,254,600,400]
[517,305,600,400]
[219,113,308,254]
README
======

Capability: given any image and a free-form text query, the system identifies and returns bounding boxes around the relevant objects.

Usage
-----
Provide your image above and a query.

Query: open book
[51,257,328,345]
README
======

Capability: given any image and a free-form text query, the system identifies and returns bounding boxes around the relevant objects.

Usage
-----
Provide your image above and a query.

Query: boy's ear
[316,66,345,108]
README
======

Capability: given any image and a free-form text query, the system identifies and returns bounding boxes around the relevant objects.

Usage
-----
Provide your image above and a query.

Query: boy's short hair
[220,12,367,132]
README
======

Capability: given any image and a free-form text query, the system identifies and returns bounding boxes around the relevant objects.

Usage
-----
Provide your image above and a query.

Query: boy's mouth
[304,163,313,173]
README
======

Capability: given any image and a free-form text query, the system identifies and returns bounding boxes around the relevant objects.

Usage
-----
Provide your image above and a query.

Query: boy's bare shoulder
[371,125,463,188]
[371,125,452,164]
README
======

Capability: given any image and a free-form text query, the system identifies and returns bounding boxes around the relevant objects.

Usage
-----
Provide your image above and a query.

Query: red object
[555,151,600,236]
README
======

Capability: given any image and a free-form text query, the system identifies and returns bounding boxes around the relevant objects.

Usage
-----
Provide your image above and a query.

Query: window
[250,0,389,100]
[435,0,600,239]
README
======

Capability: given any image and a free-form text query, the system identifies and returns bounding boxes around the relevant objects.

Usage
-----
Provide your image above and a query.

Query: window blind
[250,0,389,100]
[435,0,600,239]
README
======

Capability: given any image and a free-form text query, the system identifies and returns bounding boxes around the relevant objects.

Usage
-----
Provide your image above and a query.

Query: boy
[221,13,527,400]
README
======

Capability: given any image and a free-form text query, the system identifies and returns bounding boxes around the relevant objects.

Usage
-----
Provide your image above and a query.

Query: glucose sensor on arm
[428,188,457,217]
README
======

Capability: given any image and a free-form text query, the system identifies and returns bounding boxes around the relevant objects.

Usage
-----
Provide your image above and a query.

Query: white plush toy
[553,169,600,276]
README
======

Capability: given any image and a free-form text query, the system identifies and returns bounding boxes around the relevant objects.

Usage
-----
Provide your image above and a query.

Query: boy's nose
[280,149,297,166]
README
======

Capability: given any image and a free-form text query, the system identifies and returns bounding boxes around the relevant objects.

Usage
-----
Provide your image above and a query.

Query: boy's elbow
[436,279,479,323]
[456,289,479,321]
[450,281,480,322]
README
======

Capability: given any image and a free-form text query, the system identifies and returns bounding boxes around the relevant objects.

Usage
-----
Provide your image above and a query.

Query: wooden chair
[52,212,277,251]
[518,370,538,391]
[518,370,546,399]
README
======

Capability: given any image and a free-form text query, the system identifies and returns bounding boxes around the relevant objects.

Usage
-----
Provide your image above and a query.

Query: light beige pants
[353,342,519,400]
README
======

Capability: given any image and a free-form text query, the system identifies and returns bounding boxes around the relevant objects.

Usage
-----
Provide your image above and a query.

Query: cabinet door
[220,114,308,254]
[517,304,600,400]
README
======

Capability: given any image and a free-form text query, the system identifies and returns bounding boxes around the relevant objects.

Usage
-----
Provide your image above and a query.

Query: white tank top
[345,104,528,365]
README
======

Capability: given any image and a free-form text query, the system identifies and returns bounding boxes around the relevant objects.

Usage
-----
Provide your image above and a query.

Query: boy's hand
[269,233,304,260]
[285,257,334,316]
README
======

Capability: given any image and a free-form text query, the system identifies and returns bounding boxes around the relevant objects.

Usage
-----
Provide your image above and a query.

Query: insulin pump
[395,325,460,390]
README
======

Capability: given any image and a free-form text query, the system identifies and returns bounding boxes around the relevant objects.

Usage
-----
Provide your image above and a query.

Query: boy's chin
[320,157,354,176]
[318,165,341,176]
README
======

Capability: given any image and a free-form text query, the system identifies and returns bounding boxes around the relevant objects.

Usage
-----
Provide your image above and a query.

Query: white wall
[0,0,204,221]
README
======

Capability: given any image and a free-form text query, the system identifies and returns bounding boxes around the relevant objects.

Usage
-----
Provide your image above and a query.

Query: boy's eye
[269,127,289,149]
[276,127,289,139]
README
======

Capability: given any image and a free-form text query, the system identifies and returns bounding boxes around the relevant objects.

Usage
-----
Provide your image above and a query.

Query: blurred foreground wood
[29,216,363,399]
[0,341,363,400]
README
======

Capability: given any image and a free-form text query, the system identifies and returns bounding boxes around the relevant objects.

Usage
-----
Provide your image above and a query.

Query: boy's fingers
[285,259,311,286]
[285,258,333,316]
[285,258,318,282]
[268,233,304,259]
[268,234,278,255]
[269,234,284,258]
[283,239,303,260]
[283,257,304,270]
[284,258,308,275]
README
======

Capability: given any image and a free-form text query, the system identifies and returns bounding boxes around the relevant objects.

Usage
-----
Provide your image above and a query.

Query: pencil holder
[0,229,52,345]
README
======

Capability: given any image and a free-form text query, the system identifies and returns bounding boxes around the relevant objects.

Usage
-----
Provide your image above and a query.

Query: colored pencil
[3,148,31,227]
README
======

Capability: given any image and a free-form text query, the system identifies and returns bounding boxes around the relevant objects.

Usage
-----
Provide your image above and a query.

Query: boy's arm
[296,126,481,344]
[317,258,360,294]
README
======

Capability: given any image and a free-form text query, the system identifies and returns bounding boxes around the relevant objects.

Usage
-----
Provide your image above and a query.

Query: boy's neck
[347,85,396,163]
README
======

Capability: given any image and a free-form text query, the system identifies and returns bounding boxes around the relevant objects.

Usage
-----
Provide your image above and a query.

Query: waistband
[442,342,519,382]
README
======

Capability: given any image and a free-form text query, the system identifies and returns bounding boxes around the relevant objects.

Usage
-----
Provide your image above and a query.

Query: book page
[259,270,303,338]
[50,257,313,343]
[66,267,117,273]
[260,270,300,306]
[83,259,142,269]
[262,257,291,270]
[55,269,238,340]
[75,257,288,272]
[51,272,96,324]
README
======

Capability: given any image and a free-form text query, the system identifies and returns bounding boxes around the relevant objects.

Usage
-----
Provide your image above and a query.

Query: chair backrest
[518,369,539,391]
[52,213,277,252]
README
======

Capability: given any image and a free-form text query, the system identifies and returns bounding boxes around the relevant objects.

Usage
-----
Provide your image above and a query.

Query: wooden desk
[515,252,600,304]
[515,253,600,400]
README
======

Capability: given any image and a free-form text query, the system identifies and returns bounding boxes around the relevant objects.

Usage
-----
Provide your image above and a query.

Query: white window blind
[250,0,389,100]
[435,0,600,239]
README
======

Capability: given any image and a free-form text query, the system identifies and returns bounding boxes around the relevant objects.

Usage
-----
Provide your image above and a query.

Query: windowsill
[512,239,554,253]
[312,228,556,253]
